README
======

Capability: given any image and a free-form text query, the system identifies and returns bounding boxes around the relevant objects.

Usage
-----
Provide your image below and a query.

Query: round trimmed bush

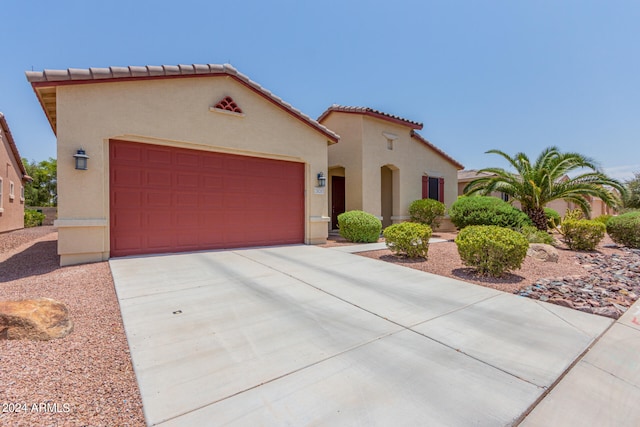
[449,196,533,230]
[408,199,446,228]
[607,212,640,248]
[337,210,382,243]
[383,222,432,258]
[455,225,529,277]
[561,219,606,251]
[593,214,612,227]
[544,207,561,229]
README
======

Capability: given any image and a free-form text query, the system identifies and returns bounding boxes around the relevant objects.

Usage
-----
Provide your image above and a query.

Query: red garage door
[109,140,305,257]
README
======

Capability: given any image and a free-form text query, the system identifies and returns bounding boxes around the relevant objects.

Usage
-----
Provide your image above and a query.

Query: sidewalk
[521,298,640,426]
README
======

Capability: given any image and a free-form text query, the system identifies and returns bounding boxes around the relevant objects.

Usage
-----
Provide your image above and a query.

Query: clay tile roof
[25,64,339,143]
[317,104,423,130]
[457,169,496,181]
[0,112,31,182]
[410,131,464,170]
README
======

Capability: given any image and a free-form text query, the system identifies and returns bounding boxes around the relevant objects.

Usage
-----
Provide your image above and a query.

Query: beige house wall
[324,112,459,228]
[55,76,330,265]
[0,126,25,232]
[325,113,363,212]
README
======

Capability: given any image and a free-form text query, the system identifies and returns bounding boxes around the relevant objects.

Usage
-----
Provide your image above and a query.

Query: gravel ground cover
[354,232,638,319]
[0,228,145,427]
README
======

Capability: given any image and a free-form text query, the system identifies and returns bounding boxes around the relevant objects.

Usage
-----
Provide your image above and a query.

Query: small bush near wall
[337,210,382,243]
[561,219,606,251]
[518,225,555,245]
[544,207,561,230]
[607,212,640,249]
[449,196,533,230]
[384,222,432,258]
[455,225,529,277]
[409,199,446,228]
[24,209,45,228]
[593,214,612,227]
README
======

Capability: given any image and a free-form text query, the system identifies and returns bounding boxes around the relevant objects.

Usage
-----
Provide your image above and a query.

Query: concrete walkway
[110,245,613,426]
[521,298,640,426]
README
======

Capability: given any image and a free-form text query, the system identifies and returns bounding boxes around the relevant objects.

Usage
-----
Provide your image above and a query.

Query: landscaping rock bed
[517,247,640,319]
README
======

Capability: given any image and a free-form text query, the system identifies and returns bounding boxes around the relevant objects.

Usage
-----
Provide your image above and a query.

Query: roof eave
[410,131,464,170]
[26,64,339,144]
[0,113,30,180]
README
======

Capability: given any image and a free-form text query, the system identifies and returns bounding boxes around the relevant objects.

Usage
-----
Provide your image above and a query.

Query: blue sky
[2,0,639,180]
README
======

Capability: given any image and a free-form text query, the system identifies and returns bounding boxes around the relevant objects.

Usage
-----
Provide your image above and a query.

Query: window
[9,181,15,200]
[20,186,25,202]
[501,192,510,202]
[386,139,393,150]
[0,177,3,210]
[422,176,444,203]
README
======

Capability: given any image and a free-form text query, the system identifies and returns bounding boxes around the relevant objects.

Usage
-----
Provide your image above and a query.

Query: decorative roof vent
[213,96,243,114]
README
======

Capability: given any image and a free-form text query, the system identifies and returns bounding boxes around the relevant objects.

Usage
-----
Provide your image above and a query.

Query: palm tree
[464,146,626,230]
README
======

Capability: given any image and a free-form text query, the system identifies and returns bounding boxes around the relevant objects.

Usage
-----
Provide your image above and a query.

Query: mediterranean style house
[318,105,463,230]
[27,63,462,265]
[0,113,30,233]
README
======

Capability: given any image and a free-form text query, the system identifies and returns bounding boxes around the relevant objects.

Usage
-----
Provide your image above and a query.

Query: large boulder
[527,243,559,263]
[0,298,73,340]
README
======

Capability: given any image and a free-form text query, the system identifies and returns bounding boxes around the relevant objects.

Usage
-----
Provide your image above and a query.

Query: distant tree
[464,147,626,230]
[22,158,57,206]
[623,172,640,209]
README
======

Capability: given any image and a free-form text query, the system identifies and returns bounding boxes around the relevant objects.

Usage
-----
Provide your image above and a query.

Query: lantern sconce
[74,149,89,170]
[317,172,326,187]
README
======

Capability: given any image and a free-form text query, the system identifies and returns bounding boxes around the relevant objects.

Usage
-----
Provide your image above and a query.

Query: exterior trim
[26,64,339,143]
[318,105,423,130]
[54,219,108,227]
[411,131,464,170]
[0,113,32,182]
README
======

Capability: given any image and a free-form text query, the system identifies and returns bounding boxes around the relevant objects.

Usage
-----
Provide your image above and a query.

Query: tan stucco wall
[0,128,25,232]
[55,76,330,265]
[324,113,459,227]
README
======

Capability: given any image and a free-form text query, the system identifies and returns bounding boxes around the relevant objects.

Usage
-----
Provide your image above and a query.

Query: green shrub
[544,207,561,229]
[561,219,606,251]
[24,209,45,228]
[593,214,612,227]
[338,210,382,243]
[408,199,446,228]
[607,212,640,248]
[449,196,533,230]
[383,222,432,258]
[519,225,555,245]
[563,209,584,221]
[455,225,529,277]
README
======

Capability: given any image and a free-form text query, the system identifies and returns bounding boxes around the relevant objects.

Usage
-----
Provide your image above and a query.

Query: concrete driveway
[109,245,611,426]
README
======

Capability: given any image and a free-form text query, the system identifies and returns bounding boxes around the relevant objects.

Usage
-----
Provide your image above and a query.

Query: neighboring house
[458,170,615,217]
[27,64,338,266]
[318,105,463,230]
[457,170,511,202]
[0,113,31,233]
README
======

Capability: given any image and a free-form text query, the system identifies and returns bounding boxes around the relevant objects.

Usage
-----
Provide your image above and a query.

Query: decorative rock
[516,247,640,319]
[0,298,73,340]
[527,244,559,263]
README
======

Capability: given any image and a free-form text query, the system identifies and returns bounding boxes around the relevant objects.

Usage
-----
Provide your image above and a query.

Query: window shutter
[422,176,429,199]
[438,177,444,203]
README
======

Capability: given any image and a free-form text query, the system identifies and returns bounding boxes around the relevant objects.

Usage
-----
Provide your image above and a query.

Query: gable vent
[214,96,243,114]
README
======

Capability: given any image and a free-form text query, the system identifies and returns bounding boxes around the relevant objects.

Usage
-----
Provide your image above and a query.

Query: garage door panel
[110,140,304,257]
[145,170,172,187]
[146,148,172,165]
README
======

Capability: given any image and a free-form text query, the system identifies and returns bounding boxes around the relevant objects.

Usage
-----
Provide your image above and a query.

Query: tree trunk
[524,206,548,230]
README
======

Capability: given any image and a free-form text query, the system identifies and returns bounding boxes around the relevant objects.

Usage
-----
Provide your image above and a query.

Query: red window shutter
[438,177,444,203]
[422,176,429,199]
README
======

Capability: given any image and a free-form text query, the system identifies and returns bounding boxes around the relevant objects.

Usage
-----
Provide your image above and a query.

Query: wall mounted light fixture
[317,172,326,187]
[74,149,89,170]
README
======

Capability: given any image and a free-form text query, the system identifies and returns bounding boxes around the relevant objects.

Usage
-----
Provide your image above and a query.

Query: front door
[331,176,345,229]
